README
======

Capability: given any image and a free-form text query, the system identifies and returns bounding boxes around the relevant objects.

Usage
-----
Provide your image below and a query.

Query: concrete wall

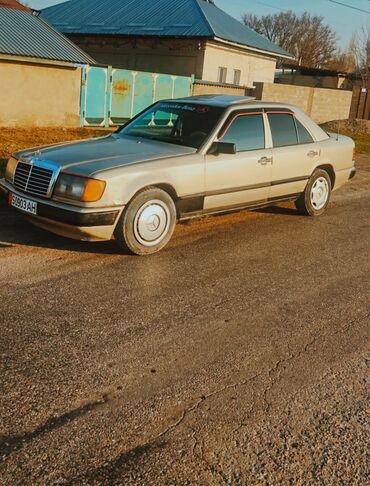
[202,42,276,87]
[69,36,205,79]
[275,74,341,89]
[254,82,353,123]
[0,60,82,127]
[275,72,351,90]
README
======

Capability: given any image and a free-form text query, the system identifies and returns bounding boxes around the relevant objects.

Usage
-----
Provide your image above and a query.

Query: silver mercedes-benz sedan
[1,95,356,255]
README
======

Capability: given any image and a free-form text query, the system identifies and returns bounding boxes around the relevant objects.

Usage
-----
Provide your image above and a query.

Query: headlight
[5,157,18,184]
[53,173,106,202]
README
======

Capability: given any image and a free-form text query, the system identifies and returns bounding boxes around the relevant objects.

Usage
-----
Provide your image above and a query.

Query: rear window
[296,119,314,144]
[268,114,298,148]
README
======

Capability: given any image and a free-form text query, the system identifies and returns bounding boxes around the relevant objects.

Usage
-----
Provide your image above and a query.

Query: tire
[114,186,177,255]
[295,169,332,217]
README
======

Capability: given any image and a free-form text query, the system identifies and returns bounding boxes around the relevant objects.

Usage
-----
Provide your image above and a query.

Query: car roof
[168,95,255,107]
[166,94,298,111]
[162,95,329,142]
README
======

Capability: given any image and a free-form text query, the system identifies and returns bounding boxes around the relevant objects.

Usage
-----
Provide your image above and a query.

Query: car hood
[15,134,196,177]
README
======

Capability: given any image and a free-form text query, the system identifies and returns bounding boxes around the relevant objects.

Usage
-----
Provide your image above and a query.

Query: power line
[255,2,288,12]
[256,0,370,14]
[327,0,370,14]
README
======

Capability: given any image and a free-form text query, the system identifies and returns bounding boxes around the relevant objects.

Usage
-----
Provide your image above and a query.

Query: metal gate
[80,66,193,127]
[349,86,370,120]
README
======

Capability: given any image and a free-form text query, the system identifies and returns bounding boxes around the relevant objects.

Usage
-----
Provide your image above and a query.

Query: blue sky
[28,0,369,48]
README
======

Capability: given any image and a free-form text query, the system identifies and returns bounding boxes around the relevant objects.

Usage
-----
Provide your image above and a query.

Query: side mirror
[209,141,237,155]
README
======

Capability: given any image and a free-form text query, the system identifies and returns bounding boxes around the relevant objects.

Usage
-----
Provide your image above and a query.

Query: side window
[268,114,298,148]
[221,114,265,152]
[295,118,314,144]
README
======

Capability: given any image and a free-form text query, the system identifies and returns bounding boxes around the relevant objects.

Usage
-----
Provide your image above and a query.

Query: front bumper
[0,179,123,241]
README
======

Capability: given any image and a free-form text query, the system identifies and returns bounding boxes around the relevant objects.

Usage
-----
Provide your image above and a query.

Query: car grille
[13,161,54,197]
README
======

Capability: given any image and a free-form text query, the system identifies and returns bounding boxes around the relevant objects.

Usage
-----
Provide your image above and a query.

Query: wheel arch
[154,183,179,202]
[126,183,180,217]
[315,164,336,189]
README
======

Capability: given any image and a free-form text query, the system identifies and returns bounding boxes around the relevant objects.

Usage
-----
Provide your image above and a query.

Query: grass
[321,120,370,155]
[337,131,370,154]
[0,127,111,178]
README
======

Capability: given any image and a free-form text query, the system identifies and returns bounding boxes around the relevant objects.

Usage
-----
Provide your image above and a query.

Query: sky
[27,0,369,49]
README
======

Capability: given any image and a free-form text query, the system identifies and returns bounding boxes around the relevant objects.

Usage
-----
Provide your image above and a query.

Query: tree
[242,11,338,68]
[349,25,370,85]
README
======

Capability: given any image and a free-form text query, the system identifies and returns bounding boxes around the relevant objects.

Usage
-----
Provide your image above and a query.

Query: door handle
[258,156,273,165]
[307,150,319,157]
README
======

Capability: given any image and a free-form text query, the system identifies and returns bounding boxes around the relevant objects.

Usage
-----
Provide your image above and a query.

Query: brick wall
[253,82,353,123]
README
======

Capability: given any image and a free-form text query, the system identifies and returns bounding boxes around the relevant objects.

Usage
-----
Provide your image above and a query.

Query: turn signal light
[82,179,106,202]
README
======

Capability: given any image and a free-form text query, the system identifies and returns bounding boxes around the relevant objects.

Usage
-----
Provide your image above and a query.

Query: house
[42,0,293,88]
[0,0,95,127]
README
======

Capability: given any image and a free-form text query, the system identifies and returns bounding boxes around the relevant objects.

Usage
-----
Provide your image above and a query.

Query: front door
[204,112,272,211]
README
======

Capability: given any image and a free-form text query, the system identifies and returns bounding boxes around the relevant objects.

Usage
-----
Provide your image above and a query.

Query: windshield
[117,102,223,149]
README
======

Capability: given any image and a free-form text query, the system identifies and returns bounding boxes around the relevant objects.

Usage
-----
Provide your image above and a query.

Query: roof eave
[0,53,89,67]
[213,36,295,61]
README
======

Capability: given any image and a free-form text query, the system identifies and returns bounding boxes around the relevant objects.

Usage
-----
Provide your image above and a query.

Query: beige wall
[0,60,82,127]
[254,82,353,123]
[202,42,276,87]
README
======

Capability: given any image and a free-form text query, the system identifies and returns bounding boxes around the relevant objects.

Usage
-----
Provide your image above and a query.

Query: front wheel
[114,187,177,255]
[295,169,332,216]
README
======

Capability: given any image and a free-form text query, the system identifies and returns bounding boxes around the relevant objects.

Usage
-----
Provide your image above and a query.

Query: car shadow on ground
[0,203,122,255]
[0,200,303,255]
[254,204,302,217]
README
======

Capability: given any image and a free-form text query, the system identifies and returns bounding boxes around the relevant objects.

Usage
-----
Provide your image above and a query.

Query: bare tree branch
[349,25,370,85]
[242,11,338,69]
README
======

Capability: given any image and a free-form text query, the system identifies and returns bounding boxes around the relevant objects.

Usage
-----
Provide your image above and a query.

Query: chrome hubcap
[311,177,329,210]
[134,199,171,247]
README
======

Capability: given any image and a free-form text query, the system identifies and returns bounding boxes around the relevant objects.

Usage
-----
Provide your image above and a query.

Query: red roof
[0,0,31,11]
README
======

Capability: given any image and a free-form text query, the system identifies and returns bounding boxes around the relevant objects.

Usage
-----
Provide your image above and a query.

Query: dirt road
[0,156,369,485]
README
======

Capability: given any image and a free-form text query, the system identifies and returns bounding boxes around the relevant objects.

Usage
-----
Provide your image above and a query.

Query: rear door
[267,111,320,199]
[204,111,272,211]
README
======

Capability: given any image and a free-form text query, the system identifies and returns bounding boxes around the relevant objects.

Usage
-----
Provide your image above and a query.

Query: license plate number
[9,193,37,215]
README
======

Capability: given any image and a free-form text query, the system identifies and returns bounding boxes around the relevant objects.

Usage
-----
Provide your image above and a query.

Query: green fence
[80,66,193,127]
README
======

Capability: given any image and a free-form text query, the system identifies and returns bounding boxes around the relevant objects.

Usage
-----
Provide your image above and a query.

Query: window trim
[218,111,266,153]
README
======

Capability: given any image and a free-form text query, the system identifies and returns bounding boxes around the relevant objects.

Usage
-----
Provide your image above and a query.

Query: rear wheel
[114,187,177,255]
[295,169,332,216]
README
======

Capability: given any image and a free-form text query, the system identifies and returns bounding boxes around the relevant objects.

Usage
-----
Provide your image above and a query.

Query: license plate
[8,193,37,215]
